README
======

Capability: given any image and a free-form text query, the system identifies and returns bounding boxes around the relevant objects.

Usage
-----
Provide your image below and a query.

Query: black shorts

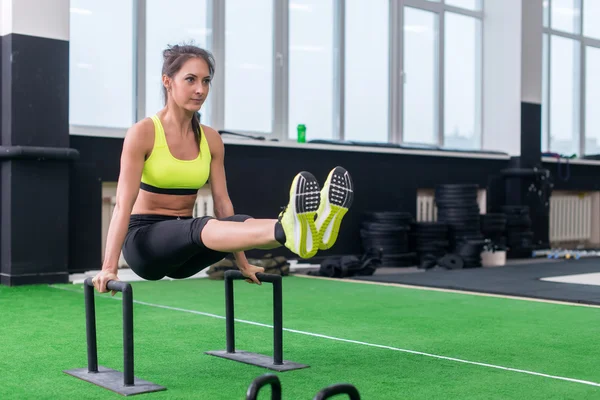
[122,213,253,281]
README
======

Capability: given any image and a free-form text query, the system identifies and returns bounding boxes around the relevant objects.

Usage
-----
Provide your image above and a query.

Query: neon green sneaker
[278,171,321,258]
[315,166,354,250]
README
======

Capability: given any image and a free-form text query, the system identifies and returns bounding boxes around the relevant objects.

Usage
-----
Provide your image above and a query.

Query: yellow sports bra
[140,115,211,195]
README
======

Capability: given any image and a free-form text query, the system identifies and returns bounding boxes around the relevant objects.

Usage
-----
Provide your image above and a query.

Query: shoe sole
[316,167,354,250]
[288,171,320,258]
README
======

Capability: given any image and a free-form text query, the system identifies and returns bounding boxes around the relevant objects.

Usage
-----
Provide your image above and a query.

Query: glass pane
[542,33,549,152]
[344,0,389,143]
[288,0,335,140]
[583,0,600,39]
[445,0,481,11]
[225,0,273,133]
[550,35,579,155]
[403,7,438,145]
[145,0,210,124]
[585,46,600,154]
[551,0,580,34]
[444,12,481,149]
[69,0,134,129]
[543,0,549,28]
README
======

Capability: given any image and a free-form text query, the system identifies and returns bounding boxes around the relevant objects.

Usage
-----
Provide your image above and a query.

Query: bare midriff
[131,191,197,217]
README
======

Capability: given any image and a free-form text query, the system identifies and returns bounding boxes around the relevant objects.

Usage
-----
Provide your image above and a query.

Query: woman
[92,44,353,295]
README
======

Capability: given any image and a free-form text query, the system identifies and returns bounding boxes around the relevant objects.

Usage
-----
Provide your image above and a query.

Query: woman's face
[166,57,211,113]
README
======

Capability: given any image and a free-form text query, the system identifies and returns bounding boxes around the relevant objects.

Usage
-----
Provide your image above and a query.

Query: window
[444,12,481,149]
[224,0,274,133]
[542,0,600,155]
[551,0,579,34]
[583,0,600,39]
[403,7,438,145]
[398,1,482,148]
[549,35,579,155]
[585,46,600,154]
[145,0,210,123]
[344,0,389,143]
[542,33,549,152]
[69,0,134,129]
[68,0,487,152]
[288,0,335,140]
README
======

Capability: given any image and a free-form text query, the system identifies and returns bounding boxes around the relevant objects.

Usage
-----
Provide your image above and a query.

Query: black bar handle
[313,384,361,400]
[223,270,284,365]
[224,270,282,283]
[246,374,282,400]
[83,282,98,373]
[82,277,135,386]
[84,277,131,293]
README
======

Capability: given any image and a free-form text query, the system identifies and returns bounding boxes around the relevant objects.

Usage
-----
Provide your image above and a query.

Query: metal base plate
[64,366,167,396]
[205,350,310,372]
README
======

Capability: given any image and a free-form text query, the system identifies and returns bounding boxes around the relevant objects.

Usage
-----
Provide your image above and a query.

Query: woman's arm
[94,120,151,293]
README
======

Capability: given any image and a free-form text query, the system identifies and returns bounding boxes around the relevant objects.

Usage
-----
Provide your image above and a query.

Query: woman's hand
[240,264,265,285]
[92,269,120,296]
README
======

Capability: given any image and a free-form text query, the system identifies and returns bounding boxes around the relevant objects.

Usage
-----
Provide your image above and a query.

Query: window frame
[542,0,600,155]
[400,0,483,148]
[68,0,485,149]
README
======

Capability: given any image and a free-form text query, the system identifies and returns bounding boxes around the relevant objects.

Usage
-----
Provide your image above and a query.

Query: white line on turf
[51,285,600,388]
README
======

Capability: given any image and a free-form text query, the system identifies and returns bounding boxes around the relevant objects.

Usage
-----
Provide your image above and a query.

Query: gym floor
[3,260,600,399]
[352,257,600,305]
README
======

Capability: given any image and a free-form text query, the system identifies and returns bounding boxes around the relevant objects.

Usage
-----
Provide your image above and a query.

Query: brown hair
[162,43,215,138]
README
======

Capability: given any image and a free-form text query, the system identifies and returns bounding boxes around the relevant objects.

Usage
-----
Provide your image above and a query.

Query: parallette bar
[64,278,166,396]
[205,270,309,372]
[225,270,283,283]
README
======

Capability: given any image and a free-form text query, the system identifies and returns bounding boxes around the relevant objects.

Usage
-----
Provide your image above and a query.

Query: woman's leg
[200,167,354,259]
[201,171,322,258]
[200,218,281,252]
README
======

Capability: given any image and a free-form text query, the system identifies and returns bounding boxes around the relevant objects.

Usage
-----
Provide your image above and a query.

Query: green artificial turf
[1,275,599,399]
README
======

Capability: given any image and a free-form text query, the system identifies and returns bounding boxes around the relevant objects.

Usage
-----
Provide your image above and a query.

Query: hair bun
[163,44,180,59]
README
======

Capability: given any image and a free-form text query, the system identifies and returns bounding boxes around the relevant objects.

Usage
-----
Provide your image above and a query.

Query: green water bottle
[297,124,306,143]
